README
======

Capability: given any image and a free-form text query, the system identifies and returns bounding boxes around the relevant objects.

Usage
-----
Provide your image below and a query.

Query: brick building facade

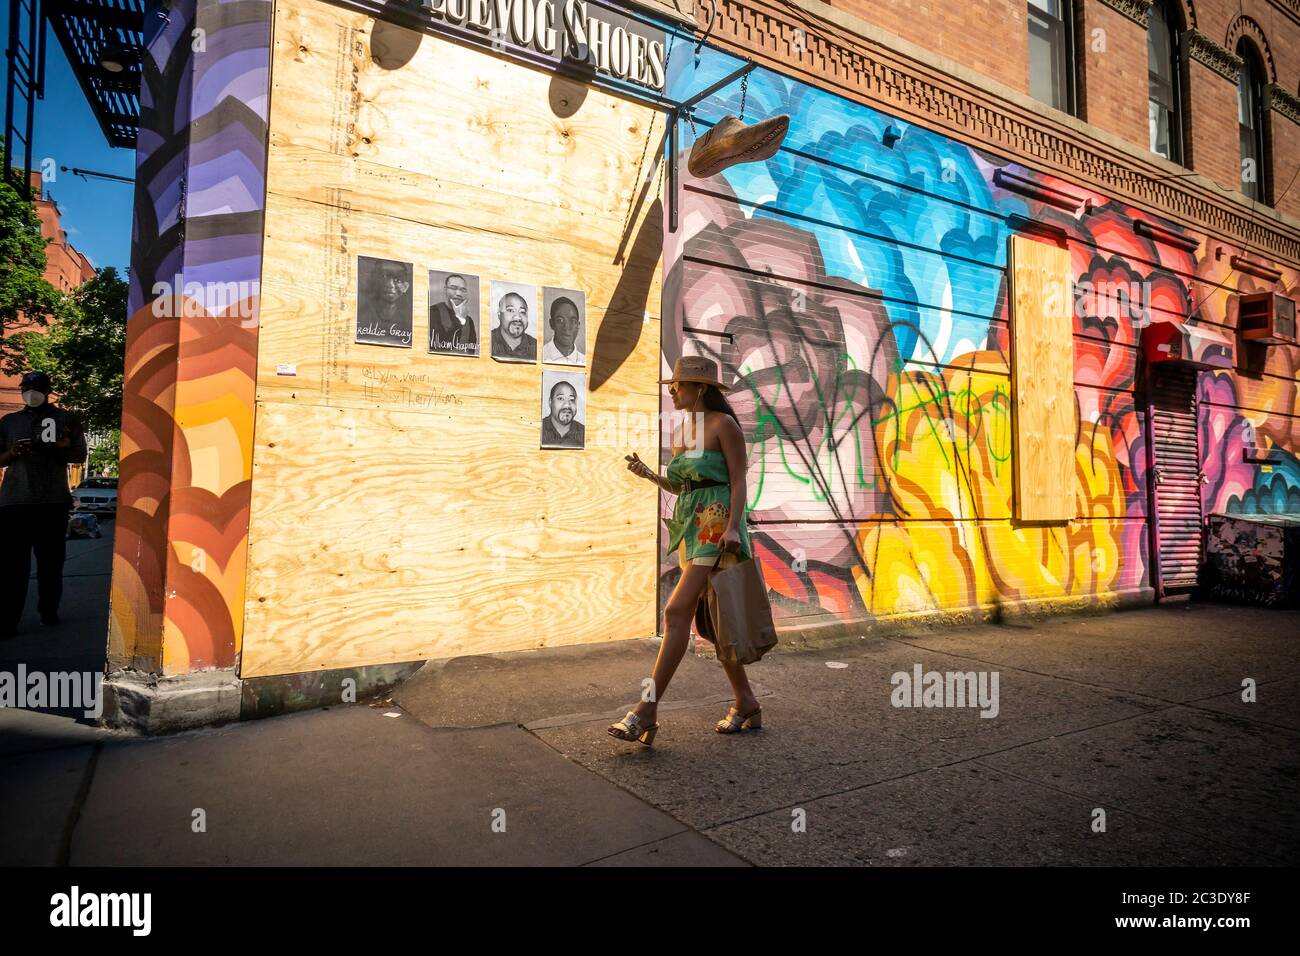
[0,172,96,417]
[826,0,1300,219]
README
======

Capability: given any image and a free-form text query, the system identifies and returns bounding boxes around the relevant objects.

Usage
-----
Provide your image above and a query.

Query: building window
[1236,41,1269,203]
[1028,0,1076,115]
[1147,0,1183,163]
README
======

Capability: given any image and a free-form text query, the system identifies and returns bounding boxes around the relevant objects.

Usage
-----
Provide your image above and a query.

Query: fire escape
[4,0,147,198]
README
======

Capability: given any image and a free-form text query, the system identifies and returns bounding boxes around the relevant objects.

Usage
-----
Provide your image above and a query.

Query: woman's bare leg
[719,658,760,714]
[631,562,713,724]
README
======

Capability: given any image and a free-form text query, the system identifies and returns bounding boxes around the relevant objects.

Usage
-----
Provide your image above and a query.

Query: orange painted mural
[111,0,271,674]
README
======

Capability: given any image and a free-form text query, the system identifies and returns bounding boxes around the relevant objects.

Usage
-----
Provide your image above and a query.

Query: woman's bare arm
[653,472,684,495]
[716,413,748,548]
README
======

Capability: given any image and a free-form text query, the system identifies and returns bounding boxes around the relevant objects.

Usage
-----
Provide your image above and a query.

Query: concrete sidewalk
[2,524,1298,865]
[0,703,743,866]
[396,603,1300,866]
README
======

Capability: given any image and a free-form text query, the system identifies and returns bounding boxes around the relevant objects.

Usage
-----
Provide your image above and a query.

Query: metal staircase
[4,0,45,198]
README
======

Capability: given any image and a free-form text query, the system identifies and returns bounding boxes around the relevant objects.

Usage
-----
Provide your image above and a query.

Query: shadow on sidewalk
[1,520,113,724]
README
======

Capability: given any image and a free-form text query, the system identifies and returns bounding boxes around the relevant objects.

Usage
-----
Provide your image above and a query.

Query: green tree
[88,430,121,477]
[0,161,71,333]
[2,267,129,435]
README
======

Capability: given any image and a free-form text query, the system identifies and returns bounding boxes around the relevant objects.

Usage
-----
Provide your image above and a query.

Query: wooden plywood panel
[241,0,664,676]
[256,192,660,410]
[240,400,659,675]
[1009,234,1074,523]
[267,0,659,220]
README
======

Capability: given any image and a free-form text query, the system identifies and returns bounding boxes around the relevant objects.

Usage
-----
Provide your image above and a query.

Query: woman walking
[609,356,762,746]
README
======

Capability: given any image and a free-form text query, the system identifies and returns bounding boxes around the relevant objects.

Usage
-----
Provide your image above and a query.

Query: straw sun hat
[659,355,730,391]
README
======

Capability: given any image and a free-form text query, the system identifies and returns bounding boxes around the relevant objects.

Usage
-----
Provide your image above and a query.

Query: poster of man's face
[356,256,414,347]
[428,269,480,356]
[541,370,586,449]
[489,281,538,363]
[541,287,586,366]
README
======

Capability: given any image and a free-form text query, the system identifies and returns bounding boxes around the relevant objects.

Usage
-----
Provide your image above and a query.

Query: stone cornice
[1266,84,1300,127]
[1269,0,1300,29]
[700,0,1300,269]
[1098,0,1151,27]
[1183,30,1243,83]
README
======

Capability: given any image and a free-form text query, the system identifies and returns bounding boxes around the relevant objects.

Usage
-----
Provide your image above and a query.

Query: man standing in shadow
[0,372,87,637]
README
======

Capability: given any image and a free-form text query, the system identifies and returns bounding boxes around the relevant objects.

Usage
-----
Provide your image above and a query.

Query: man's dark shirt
[0,403,87,506]
[491,325,537,362]
[542,416,584,448]
[430,302,478,353]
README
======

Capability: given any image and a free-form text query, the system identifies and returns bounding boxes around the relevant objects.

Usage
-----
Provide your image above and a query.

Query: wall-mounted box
[1237,292,1297,346]
[1141,318,1234,369]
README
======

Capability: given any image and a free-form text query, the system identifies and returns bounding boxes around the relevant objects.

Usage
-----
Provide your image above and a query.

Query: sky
[3,15,138,273]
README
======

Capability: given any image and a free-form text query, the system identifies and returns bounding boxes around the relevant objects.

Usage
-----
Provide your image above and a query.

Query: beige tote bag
[694,550,779,665]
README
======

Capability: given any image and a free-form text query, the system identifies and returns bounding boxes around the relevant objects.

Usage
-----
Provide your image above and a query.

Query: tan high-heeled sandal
[608,710,659,746]
[716,705,762,734]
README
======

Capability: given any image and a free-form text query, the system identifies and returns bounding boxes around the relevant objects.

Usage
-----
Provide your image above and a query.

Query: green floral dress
[664,449,753,564]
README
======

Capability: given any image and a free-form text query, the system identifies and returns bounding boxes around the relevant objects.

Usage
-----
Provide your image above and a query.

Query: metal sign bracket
[667,59,755,232]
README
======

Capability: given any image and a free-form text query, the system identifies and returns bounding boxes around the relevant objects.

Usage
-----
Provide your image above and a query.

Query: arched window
[1147,0,1184,163]
[1236,40,1269,203]
[1028,0,1077,115]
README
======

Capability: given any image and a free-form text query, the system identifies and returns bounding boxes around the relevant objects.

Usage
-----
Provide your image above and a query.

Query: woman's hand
[625,453,655,481]
[720,526,742,554]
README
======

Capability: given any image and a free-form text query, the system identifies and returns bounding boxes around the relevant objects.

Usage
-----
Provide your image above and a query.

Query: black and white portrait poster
[428,269,480,356]
[541,369,586,449]
[489,280,538,363]
[541,287,586,366]
[355,256,414,347]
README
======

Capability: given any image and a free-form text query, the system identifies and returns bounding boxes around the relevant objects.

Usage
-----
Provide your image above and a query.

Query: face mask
[21,390,45,408]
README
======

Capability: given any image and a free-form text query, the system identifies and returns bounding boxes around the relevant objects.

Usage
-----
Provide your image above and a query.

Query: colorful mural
[110,8,1299,677]
[111,0,272,674]
[662,50,1300,629]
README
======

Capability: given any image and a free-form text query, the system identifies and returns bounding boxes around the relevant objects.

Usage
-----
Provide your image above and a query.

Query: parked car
[72,477,118,515]
[67,511,104,539]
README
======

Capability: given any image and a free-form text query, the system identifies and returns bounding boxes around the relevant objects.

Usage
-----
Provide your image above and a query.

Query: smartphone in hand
[625,452,651,479]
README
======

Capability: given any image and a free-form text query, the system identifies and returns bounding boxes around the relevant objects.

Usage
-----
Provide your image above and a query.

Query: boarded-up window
[1009,234,1074,522]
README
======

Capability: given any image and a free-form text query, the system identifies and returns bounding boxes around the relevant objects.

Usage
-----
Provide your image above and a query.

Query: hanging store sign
[409,0,669,90]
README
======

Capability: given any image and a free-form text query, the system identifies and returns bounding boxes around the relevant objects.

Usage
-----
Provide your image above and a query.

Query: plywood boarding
[257,193,659,409]
[241,0,665,676]
[1009,234,1074,523]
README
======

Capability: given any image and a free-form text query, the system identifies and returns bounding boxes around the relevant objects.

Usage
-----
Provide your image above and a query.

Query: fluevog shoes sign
[408,0,669,90]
